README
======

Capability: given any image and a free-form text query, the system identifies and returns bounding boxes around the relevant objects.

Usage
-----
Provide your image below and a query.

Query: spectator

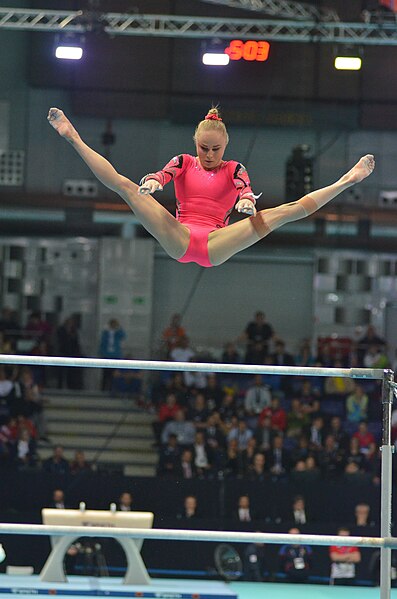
[49,488,67,509]
[0,307,20,338]
[363,344,389,369]
[243,311,274,363]
[162,314,186,358]
[0,366,15,420]
[265,435,290,479]
[290,435,310,465]
[297,380,320,417]
[170,337,198,388]
[352,421,376,455]
[19,367,47,440]
[192,431,212,476]
[244,375,272,422]
[205,411,226,451]
[240,437,258,474]
[357,325,386,366]
[24,311,52,345]
[255,415,274,452]
[223,438,240,478]
[218,392,238,423]
[177,494,200,520]
[324,359,355,398]
[329,526,361,585]
[16,428,36,468]
[99,318,126,391]
[346,384,369,423]
[221,342,241,365]
[248,452,267,482]
[345,437,367,472]
[227,419,253,451]
[290,495,308,525]
[286,399,310,440]
[343,461,369,484]
[118,491,133,511]
[30,339,50,387]
[309,416,325,452]
[43,445,70,475]
[157,433,181,478]
[203,373,223,411]
[70,450,92,475]
[271,340,295,392]
[153,393,182,445]
[319,434,345,479]
[258,395,287,434]
[278,527,313,583]
[187,393,210,430]
[295,339,315,367]
[290,460,307,482]
[326,416,350,452]
[180,448,197,479]
[243,537,266,581]
[353,502,375,528]
[110,362,143,397]
[161,409,195,447]
[304,456,321,482]
[234,494,255,522]
[56,315,84,390]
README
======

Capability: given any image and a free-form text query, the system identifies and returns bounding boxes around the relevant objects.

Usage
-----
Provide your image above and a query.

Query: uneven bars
[0,354,385,379]
[0,523,393,548]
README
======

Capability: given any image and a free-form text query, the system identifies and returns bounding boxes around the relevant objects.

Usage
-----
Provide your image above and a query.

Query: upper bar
[0,523,392,549]
[0,354,386,379]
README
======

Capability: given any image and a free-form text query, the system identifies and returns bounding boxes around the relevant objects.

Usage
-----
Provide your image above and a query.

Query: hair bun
[205,108,222,122]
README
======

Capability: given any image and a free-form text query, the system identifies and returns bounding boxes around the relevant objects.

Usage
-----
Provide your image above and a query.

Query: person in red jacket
[329,527,361,586]
[258,395,287,433]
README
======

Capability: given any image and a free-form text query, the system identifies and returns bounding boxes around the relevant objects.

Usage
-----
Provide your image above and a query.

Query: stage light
[202,39,230,66]
[55,46,83,60]
[54,34,84,60]
[202,52,230,66]
[334,56,362,70]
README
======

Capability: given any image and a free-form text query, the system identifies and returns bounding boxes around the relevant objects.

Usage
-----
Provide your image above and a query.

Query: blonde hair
[194,107,229,144]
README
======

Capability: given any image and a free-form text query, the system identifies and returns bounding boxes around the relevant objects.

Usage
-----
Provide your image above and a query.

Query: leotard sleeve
[232,162,261,203]
[140,154,187,188]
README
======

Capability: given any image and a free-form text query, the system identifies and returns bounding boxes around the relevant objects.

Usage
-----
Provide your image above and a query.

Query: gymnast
[47,107,375,268]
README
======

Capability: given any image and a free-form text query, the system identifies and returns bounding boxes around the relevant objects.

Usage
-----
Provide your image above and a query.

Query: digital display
[224,40,270,62]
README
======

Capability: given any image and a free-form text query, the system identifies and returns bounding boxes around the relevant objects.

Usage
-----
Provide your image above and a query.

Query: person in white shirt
[244,375,272,423]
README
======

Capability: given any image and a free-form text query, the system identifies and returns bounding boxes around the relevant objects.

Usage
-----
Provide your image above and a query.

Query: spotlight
[202,53,230,66]
[202,39,230,66]
[334,45,362,71]
[334,56,362,71]
[55,34,84,60]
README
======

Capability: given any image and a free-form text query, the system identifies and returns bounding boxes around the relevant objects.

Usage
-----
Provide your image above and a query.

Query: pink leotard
[143,154,255,267]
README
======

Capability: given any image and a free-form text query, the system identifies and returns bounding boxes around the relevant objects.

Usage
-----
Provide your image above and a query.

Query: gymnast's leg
[208,155,375,266]
[47,108,189,260]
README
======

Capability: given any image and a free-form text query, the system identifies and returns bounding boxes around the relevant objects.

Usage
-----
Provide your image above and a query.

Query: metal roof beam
[198,0,339,22]
[1,7,397,45]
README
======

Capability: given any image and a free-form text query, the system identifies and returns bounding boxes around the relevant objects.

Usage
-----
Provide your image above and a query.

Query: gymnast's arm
[47,107,136,204]
[139,155,187,195]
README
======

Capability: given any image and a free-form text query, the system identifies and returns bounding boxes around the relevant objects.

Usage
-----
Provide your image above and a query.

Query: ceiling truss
[1,7,397,45]
[198,0,339,22]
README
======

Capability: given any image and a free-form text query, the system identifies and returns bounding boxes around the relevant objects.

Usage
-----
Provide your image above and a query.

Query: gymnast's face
[195,130,227,170]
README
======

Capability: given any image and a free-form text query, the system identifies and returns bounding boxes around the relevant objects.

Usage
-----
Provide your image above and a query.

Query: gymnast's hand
[47,108,78,142]
[235,198,257,216]
[138,178,163,195]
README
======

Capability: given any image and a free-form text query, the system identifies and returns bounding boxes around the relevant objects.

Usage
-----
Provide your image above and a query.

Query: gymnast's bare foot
[47,108,78,142]
[343,154,375,185]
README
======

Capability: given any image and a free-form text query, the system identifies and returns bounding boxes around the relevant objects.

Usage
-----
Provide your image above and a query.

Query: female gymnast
[47,107,375,268]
